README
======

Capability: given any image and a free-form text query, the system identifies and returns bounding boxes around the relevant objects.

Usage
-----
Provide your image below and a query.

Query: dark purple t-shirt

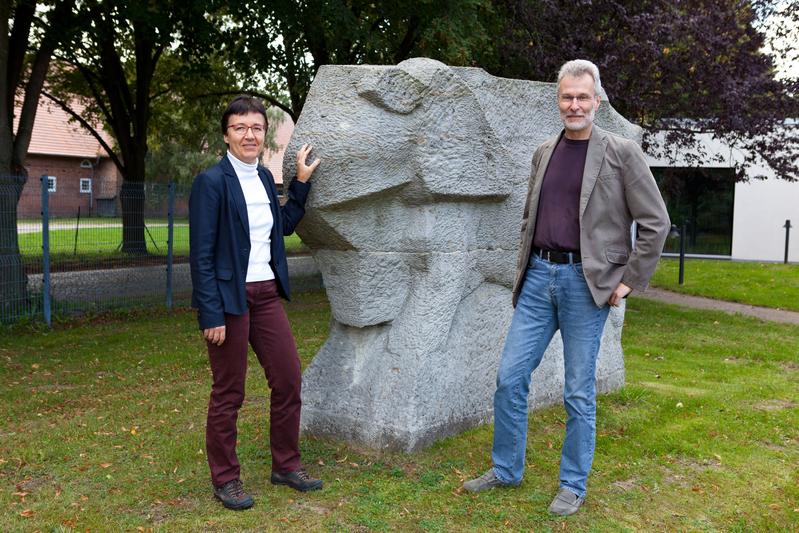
[532,135,589,252]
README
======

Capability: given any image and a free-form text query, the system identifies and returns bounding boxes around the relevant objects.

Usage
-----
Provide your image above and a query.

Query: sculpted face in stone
[285,58,637,451]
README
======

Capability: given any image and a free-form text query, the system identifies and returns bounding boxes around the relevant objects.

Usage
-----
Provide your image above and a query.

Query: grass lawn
[1,294,797,531]
[18,221,308,268]
[651,258,799,312]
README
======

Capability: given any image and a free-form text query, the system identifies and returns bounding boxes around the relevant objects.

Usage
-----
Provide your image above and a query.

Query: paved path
[634,287,799,325]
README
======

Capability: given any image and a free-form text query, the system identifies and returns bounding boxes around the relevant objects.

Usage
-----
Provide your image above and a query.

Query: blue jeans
[492,255,610,497]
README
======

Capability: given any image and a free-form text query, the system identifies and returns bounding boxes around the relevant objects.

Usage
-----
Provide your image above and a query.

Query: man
[463,60,669,516]
[189,95,322,510]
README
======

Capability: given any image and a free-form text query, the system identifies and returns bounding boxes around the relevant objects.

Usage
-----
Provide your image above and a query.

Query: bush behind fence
[2,175,192,324]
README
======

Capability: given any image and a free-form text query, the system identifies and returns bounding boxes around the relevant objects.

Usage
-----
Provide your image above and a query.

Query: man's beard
[562,106,596,131]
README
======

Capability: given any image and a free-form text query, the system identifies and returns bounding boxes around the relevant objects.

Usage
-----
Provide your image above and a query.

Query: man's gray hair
[557,59,602,96]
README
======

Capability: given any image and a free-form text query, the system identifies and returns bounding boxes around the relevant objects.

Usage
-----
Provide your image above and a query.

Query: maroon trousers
[205,280,302,487]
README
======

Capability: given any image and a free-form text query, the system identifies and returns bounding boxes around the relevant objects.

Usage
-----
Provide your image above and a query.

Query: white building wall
[646,130,799,262]
[732,177,799,262]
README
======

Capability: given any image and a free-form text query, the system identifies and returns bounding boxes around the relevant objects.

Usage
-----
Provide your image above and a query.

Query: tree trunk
[120,181,147,255]
[0,174,30,321]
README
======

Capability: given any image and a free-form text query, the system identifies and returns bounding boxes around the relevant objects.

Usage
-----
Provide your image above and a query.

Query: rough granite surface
[284,58,639,451]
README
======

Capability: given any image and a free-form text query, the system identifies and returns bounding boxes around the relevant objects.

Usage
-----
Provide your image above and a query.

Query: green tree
[46,0,220,254]
[144,54,286,185]
[223,0,495,120]
[488,0,799,181]
[1,0,76,318]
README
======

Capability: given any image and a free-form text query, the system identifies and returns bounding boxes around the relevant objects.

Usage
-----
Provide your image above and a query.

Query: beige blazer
[512,125,670,308]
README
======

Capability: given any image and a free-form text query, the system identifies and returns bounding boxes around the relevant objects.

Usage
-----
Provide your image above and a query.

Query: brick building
[16,98,120,218]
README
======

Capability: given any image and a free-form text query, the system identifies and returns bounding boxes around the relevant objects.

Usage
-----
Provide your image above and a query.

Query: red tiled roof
[14,97,113,159]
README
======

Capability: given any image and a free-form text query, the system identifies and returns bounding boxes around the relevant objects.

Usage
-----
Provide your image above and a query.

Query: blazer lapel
[221,156,250,236]
[579,126,608,221]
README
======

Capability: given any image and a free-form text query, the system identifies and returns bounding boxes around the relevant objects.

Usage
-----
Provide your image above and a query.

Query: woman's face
[223,112,266,163]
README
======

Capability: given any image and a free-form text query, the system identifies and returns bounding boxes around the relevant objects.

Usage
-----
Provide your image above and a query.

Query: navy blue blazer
[189,155,310,330]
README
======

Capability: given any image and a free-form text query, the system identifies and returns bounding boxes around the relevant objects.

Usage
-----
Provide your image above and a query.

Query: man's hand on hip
[203,326,226,346]
[608,282,632,307]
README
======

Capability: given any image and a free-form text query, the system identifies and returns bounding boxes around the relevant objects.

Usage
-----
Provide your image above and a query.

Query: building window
[46,176,57,193]
[653,167,735,256]
[80,178,92,193]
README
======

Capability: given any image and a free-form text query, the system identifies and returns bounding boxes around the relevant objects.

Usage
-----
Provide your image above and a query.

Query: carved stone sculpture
[284,58,639,451]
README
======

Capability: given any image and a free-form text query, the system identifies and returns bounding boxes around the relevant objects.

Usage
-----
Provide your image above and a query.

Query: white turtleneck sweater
[227,151,275,282]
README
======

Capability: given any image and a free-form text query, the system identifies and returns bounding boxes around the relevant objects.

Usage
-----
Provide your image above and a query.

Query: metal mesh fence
[4,175,192,324]
[1,175,36,322]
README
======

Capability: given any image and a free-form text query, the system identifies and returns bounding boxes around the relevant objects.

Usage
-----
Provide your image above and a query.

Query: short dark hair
[221,95,268,135]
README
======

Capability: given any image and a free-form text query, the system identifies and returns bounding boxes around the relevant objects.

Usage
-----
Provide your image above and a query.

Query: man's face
[223,112,266,163]
[558,73,600,138]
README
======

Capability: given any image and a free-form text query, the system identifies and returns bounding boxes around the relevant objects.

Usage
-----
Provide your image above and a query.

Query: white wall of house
[732,172,799,262]
[646,130,799,262]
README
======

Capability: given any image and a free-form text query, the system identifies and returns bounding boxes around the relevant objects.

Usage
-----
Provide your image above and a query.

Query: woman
[189,95,321,510]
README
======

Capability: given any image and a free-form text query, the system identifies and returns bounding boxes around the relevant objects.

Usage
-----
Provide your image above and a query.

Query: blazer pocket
[597,172,619,183]
[216,268,233,280]
[605,250,629,265]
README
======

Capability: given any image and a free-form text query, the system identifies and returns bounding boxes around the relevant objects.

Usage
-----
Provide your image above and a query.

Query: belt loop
[567,252,573,264]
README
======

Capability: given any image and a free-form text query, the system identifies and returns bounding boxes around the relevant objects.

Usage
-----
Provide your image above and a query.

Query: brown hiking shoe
[271,467,323,492]
[213,478,253,510]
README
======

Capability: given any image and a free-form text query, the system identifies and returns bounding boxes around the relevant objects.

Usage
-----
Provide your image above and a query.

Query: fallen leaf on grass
[99,463,112,468]
[31,364,40,369]
[13,491,29,497]
[20,509,34,517]
[317,459,325,466]
[769,503,781,510]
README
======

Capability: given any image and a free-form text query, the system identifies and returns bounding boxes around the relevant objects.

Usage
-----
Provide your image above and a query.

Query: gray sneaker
[463,468,507,493]
[548,488,585,516]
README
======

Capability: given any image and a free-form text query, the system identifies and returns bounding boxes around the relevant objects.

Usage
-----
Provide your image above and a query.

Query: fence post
[785,219,792,264]
[40,176,51,326]
[678,222,686,285]
[73,205,81,256]
[166,181,175,309]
